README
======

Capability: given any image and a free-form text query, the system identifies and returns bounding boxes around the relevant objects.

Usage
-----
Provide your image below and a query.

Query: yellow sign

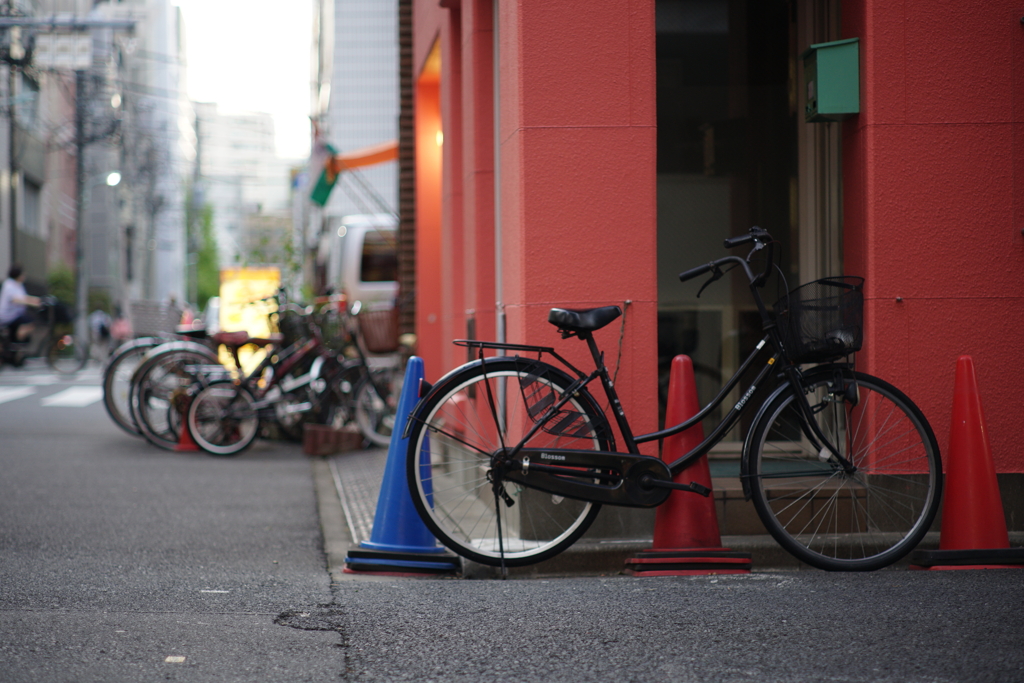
[219,267,281,373]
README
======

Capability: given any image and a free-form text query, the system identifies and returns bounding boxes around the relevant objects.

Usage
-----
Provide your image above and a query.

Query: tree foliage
[186,186,220,311]
[195,203,219,310]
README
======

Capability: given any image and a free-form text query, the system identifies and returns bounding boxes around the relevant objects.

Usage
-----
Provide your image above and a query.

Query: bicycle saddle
[211,331,283,348]
[548,306,621,333]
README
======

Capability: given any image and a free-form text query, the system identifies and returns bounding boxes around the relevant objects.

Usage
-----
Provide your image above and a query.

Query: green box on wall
[802,38,859,122]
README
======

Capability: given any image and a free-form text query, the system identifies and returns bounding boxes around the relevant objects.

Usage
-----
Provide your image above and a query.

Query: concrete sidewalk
[311,447,1021,579]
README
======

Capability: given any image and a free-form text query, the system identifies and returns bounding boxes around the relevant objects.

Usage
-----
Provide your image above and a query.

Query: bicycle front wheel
[130,344,220,450]
[187,381,259,456]
[406,358,611,567]
[746,368,941,571]
[47,333,89,375]
[354,367,401,447]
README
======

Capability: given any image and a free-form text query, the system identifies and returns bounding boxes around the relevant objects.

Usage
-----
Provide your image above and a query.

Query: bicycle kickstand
[488,470,511,579]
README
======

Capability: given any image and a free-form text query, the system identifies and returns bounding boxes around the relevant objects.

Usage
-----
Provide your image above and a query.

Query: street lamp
[106,171,121,187]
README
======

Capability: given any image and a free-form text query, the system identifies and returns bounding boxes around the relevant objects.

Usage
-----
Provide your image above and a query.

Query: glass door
[656,0,842,445]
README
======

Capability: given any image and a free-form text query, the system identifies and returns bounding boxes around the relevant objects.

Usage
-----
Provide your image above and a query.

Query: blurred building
[0,0,91,296]
[307,0,398,292]
[192,102,294,268]
[0,0,192,313]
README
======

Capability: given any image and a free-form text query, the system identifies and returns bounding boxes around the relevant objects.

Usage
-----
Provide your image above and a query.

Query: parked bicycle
[0,295,88,374]
[403,227,942,572]
[183,299,401,455]
[102,325,212,437]
[112,291,311,448]
[332,299,404,447]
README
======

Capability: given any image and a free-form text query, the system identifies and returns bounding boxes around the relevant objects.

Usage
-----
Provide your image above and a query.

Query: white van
[328,214,398,307]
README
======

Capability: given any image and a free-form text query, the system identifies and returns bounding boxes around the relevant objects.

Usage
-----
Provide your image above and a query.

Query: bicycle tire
[47,333,89,375]
[406,357,611,567]
[102,337,162,436]
[745,367,942,571]
[354,366,400,447]
[129,342,221,450]
[186,380,259,456]
[319,362,365,430]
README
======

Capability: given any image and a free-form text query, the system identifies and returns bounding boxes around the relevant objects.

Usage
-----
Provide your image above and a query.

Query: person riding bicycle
[0,264,41,345]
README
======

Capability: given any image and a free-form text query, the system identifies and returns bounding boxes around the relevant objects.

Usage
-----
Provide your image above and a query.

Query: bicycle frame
[458,238,855,508]
[233,335,324,407]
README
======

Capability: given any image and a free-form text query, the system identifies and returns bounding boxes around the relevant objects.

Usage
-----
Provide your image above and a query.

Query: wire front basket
[358,305,400,354]
[275,308,308,347]
[316,306,350,353]
[774,276,864,364]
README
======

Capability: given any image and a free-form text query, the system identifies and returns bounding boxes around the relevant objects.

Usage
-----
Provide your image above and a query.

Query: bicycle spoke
[750,370,940,570]
[406,362,605,567]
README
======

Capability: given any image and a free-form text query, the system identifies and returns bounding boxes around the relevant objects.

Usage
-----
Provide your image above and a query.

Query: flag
[309,143,340,206]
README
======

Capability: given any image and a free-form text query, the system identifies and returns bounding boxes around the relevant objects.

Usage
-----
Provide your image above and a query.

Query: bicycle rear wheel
[746,368,941,571]
[406,358,610,567]
[102,337,162,436]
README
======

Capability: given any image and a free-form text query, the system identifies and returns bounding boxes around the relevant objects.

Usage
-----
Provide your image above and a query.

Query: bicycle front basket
[359,306,400,354]
[774,276,864,364]
[276,309,307,347]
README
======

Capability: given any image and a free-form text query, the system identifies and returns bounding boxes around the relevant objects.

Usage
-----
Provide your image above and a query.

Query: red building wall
[414,0,1024,480]
[842,0,1024,474]
[414,0,660,452]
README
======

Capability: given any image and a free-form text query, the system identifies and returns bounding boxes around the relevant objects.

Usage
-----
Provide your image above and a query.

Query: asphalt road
[0,363,342,681]
[1,362,1022,682]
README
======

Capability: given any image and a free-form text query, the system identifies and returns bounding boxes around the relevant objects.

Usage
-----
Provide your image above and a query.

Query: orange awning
[333,140,398,171]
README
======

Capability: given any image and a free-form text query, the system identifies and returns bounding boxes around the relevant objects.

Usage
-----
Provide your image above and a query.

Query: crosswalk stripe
[24,375,59,385]
[0,386,37,405]
[40,387,104,407]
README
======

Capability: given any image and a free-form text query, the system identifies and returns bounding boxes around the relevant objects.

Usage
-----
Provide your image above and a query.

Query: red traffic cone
[175,396,201,452]
[911,356,1023,570]
[624,355,751,576]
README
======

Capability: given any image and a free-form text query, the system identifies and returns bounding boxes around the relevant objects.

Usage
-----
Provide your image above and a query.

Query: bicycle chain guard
[504,448,673,508]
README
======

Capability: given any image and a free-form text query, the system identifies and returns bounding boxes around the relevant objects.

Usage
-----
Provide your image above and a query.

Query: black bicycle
[403,227,942,572]
[0,296,88,374]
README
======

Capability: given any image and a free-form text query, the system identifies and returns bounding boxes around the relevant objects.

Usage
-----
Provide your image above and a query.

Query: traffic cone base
[175,402,201,452]
[624,548,752,576]
[910,547,1024,571]
[910,356,1021,571]
[343,357,459,576]
[627,356,750,576]
[344,547,459,574]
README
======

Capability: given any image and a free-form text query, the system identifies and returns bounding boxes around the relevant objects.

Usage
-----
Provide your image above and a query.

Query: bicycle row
[101,290,404,456]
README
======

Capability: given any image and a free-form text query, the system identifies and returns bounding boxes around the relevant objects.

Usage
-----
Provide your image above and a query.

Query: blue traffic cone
[344,356,460,574]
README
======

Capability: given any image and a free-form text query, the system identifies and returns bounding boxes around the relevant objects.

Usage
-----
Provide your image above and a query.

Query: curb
[312,455,1024,578]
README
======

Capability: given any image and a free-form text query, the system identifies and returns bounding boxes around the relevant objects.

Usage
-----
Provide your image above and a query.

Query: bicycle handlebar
[677,262,715,283]
[678,226,774,287]
[724,233,755,249]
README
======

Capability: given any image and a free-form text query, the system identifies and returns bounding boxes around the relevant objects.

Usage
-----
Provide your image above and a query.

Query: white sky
[173,0,313,161]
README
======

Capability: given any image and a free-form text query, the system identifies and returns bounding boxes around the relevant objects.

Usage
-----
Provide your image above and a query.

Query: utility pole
[188,111,200,307]
[73,68,86,339]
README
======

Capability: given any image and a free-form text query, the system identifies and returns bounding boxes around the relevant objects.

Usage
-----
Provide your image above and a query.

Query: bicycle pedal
[686,482,712,497]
